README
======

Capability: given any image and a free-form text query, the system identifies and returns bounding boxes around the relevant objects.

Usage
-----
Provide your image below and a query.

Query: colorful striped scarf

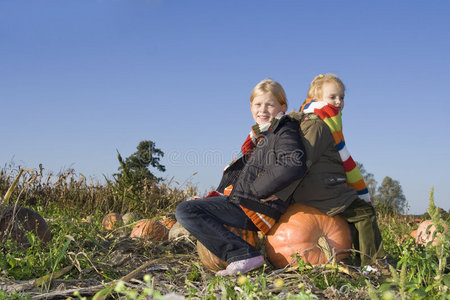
[300,99,371,204]
[224,112,285,172]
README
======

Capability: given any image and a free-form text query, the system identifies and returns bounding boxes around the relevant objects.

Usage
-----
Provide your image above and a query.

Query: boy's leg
[339,198,385,266]
[175,196,261,264]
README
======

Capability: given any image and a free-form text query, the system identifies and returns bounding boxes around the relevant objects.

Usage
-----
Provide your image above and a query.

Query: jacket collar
[250,113,285,138]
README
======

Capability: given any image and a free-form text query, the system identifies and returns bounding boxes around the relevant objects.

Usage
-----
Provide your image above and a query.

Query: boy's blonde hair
[250,78,287,107]
[307,73,345,101]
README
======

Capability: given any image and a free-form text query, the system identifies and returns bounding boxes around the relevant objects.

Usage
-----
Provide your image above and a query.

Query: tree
[108,140,166,213]
[117,140,166,182]
[356,162,378,199]
[373,176,407,215]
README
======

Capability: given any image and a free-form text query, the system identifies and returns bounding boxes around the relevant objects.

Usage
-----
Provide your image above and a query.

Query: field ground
[0,167,448,299]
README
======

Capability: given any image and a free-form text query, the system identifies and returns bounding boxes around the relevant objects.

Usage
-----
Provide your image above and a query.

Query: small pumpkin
[102,213,123,231]
[410,229,418,239]
[130,219,169,241]
[197,225,258,271]
[160,216,177,230]
[0,206,52,246]
[265,203,352,268]
[415,220,448,247]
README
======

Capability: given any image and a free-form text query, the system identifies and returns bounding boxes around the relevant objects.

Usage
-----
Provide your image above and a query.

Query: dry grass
[0,164,197,218]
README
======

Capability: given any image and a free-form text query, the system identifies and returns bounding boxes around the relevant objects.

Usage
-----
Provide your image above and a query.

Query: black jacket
[217,116,307,220]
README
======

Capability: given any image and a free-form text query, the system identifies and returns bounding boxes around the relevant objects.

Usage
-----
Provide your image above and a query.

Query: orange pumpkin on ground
[265,203,352,268]
[130,219,169,241]
[197,225,258,271]
[160,216,177,230]
[415,220,448,247]
[400,230,416,244]
[102,213,123,231]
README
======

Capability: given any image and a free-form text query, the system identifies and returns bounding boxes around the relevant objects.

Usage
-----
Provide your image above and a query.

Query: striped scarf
[300,99,371,204]
[224,112,284,172]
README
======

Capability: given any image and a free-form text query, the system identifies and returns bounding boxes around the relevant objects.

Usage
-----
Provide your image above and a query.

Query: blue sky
[1,0,449,215]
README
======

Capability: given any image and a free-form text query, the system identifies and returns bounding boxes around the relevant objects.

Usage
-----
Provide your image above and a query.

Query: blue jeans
[175,196,261,264]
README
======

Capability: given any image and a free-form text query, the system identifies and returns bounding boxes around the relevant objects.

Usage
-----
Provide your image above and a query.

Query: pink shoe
[216,255,264,276]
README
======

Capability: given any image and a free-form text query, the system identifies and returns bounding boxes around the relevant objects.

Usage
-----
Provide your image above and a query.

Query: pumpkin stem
[317,235,334,263]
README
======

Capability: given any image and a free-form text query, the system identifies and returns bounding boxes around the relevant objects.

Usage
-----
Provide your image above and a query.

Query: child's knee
[175,201,192,224]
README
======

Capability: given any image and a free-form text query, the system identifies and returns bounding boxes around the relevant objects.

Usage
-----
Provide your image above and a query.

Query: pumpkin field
[0,166,449,300]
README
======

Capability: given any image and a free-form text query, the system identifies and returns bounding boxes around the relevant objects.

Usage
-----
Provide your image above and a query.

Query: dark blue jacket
[217,116,307,220]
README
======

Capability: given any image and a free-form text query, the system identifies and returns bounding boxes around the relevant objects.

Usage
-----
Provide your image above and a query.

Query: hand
[260,194,279,202]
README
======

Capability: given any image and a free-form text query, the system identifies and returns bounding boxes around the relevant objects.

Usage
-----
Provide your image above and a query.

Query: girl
[176,78,307,276]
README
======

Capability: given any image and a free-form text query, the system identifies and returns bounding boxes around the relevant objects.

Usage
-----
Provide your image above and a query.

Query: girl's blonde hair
[250,78,287,107]
[307,73,345,100]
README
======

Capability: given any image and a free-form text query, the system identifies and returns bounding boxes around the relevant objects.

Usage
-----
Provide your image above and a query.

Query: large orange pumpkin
[415,220,448,247]
[265,203,352,268]
[130,219,169,241]
[102,213,123,231]
[197,225,258,271]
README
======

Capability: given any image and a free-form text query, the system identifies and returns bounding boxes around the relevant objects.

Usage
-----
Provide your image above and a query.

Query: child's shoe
[362,265,379,276]
[216,255,264,276]
[362,259,391,276]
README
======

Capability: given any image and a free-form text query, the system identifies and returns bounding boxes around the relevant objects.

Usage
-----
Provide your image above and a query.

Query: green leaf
[378,282,396,293]
[443,274,450,288]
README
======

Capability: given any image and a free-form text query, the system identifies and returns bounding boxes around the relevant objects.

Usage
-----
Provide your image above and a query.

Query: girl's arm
[251,125,307,199]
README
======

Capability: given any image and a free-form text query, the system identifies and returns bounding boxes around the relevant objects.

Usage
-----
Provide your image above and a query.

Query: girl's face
[320,82,345,111]
[251,93,286,125]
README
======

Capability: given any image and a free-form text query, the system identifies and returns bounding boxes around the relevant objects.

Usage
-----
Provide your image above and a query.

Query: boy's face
[251,93,286,125]
[321,82,345,111]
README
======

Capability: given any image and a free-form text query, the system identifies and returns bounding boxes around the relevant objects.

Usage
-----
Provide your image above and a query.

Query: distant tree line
[357,162,410,215]
[357,162,448,219]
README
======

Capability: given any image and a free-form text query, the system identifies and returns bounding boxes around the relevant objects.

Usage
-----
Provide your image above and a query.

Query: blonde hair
[250,78,287,107]
[307,73,345,101]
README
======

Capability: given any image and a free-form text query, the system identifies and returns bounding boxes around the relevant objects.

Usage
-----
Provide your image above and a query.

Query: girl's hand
[260,195,279,202]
